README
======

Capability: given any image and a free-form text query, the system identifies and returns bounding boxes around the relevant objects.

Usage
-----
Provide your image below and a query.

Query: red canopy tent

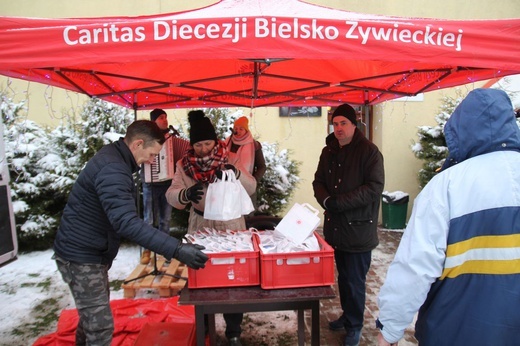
[1,0,519,110]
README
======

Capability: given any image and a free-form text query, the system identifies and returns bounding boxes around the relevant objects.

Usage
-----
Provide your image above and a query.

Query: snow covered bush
[255,142,300,216]
[2,93,133,251]
[411,86,520,189]
[48,97,133,197]
[73,97,133,165]
[410,93,461,188]
[2,92,62,250]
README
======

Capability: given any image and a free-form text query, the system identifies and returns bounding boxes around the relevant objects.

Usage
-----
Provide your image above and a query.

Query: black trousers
[224,313,243,338]
[334,249,372,331]
[204,313,242,338]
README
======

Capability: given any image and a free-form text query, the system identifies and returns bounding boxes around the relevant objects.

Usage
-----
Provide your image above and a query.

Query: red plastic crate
[257,232,335,289]
[187,235,260,289]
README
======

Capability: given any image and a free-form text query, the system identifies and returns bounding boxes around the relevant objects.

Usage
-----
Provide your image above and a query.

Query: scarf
[183,140,228,185]
[227,131,255,174]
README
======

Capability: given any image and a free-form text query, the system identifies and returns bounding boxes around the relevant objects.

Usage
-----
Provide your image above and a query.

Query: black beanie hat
[332,104,357,125]
[188,110,218,145]
[150,108,166,122]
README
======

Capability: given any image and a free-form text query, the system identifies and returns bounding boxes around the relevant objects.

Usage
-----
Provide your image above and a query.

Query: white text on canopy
[62,17,464,51]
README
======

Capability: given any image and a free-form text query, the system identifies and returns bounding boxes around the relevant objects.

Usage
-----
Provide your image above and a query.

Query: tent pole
[133,97,138,121]
[132,98,141,222]
[252,62,259,99]
[363,90,371,141]
[364,103,371,141]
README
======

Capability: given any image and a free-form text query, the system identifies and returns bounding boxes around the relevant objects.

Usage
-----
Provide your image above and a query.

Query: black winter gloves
[325,196,340,212]
[215,164,240,179]
[184,182,204,203]
[174,242,208,269]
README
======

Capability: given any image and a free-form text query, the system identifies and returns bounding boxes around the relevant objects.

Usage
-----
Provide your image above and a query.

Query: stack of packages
[186,202,335,290]
[256,203,335,289]
[186,229,260,289]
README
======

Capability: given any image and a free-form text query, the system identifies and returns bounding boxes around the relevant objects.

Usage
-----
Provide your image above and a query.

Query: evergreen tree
[2,92,60,250]
[45,122,83,197]
[206,108,236,139]
[47,97,134,197]
[2,94,134,251]
[256,143,300,216]
[75,97,134,164]
[411,93,463,188]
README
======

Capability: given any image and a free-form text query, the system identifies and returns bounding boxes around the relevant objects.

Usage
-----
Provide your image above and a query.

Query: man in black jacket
[313,104,385,346]
[53,120,208,346]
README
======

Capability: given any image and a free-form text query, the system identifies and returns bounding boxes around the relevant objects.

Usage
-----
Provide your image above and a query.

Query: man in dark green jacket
[313,104,385,346]
[53,120,208,346]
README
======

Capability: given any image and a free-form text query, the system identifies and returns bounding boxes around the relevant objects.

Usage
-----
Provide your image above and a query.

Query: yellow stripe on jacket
[441,234,520,279]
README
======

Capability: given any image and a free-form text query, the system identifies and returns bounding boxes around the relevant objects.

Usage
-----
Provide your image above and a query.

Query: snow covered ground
[0,243,301,345]
[0,244,140,345]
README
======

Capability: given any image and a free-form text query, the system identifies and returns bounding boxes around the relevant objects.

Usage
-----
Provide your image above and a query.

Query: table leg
[195,307,206,346]
[208,314,216,346]
[297,309,304,346]
[311,300,320,346]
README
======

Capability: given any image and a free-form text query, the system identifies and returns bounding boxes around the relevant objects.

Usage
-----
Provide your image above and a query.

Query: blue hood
[441,88,520,170]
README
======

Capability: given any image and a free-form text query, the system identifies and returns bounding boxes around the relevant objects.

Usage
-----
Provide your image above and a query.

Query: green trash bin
[381,192,409,229]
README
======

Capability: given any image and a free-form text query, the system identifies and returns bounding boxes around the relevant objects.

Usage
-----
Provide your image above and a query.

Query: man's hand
[215,164,240,179]
[174,243,209,269]
[325,196,340,212]
[377,332,398,346]
[184,183,204,203]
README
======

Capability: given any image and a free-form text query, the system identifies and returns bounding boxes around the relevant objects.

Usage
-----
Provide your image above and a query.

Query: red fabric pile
[33,296,195,346]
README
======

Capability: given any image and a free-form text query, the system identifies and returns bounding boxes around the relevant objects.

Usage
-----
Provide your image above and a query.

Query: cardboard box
[257,232,335,289]
[187,236,260,289]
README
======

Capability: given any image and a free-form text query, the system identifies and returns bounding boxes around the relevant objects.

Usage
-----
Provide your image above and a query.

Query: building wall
[1,0,519,223]
[379,87,483,214]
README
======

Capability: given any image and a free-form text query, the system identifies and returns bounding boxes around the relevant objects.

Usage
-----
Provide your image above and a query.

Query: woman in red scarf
[167,110,257,233]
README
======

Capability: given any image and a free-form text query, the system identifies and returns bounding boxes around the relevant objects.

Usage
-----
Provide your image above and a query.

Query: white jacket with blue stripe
[377,88,520,346]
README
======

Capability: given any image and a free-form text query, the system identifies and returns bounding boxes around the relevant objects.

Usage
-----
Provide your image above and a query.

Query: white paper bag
[274,203,320,245]
[204,170,253,221]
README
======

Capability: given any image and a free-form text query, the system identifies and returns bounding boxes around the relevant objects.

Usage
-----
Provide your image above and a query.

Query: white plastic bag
[274,203,320,245]
[204,170,254,221]
[239,178,255,216]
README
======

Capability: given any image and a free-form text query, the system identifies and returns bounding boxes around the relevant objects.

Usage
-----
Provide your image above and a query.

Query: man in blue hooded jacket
[377,88,520,346]
[53,120,208,346]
